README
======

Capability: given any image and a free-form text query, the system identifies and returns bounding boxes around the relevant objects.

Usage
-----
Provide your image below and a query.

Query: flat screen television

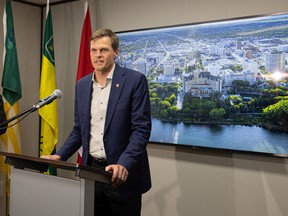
[115,12,288,157]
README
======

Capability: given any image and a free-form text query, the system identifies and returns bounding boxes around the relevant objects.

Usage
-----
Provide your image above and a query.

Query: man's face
[90,36,119,74]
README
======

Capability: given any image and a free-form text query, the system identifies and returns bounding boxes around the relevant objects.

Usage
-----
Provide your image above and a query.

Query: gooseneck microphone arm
[0,89,62,128]
[0,105,37,128]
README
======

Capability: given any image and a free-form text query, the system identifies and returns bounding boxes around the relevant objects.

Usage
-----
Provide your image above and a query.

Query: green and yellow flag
[39,0,58,175]
[0,0,22,213]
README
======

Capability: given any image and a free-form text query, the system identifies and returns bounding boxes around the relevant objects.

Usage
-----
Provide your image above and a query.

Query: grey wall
[0,0,288,215]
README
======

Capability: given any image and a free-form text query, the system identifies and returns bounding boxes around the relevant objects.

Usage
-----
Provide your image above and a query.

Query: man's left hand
[105,164,129,187]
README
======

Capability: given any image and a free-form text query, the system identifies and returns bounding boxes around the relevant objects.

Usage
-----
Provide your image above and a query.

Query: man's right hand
[41,154,61,161]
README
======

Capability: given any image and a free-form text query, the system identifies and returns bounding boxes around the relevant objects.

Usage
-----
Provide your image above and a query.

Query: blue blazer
[57,64,152,198]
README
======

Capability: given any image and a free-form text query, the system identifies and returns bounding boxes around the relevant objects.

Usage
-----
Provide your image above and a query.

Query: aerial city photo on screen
[116,13,288,155]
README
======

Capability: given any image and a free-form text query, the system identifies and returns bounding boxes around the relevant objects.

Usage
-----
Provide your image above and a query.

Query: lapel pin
[116,84,120,88]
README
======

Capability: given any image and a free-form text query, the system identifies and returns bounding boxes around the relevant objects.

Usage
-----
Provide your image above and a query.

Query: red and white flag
[76,2,93,163]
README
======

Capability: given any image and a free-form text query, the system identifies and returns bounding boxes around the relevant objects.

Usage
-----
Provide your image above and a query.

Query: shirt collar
[92,63,115,83]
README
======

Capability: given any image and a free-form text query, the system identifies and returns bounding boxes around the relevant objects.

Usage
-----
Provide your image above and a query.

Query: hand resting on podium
[41,154,61,161]
[40,154,128,187]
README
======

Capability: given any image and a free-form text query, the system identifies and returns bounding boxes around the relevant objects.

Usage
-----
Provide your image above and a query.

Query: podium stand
[0,151,112,216]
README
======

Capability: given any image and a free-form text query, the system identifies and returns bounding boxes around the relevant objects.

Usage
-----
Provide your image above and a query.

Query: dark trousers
[88,155,142,216]
[94,182,142,216]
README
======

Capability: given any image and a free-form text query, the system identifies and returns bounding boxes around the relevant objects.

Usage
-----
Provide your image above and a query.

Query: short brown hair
[90,28,119,51]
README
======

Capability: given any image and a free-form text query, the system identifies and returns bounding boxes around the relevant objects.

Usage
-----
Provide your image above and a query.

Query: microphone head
[53,89,62,99]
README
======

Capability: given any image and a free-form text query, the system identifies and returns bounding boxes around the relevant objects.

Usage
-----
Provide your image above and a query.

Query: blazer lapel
[80,74,93,143]
[104,65,126,133]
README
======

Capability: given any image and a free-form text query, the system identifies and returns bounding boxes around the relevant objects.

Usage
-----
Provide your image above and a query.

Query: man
[42,28,152,216]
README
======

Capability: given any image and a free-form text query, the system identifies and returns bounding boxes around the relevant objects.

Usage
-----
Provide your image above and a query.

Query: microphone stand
[0,89,62,129]
[0,104,38,128]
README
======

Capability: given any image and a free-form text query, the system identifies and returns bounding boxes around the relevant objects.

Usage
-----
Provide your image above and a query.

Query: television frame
[115,12,288,158]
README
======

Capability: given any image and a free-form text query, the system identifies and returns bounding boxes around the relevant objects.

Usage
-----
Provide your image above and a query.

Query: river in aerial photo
[150,118,288,154]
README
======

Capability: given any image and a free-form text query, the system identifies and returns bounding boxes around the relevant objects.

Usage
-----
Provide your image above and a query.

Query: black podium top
[0,151,112,184]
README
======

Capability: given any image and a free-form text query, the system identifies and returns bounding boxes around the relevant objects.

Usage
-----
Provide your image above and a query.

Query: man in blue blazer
[42,28,151,216]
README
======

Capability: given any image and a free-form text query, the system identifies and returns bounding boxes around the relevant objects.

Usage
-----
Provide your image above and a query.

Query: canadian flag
[76,2,93,163]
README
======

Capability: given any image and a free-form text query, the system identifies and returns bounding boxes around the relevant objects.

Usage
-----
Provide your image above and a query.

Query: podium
[0,151,112,216]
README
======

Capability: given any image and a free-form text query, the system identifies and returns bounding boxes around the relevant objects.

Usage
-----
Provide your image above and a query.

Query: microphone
[34,89,62,109]
[0,89,62,128]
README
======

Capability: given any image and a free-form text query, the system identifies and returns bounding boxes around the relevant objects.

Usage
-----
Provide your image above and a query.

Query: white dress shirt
[89,64,115,159]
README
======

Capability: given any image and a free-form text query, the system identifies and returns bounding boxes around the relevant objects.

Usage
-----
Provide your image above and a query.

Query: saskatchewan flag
[39,0,58,175]
[0,0,22,213]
